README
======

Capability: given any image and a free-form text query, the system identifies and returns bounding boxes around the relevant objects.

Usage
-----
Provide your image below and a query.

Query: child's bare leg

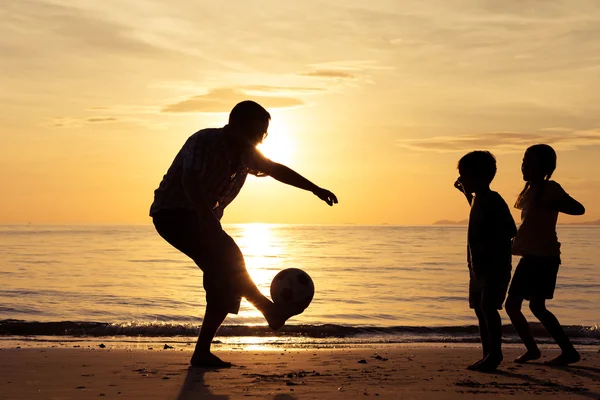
[476,306,503,372]
[467,307,489,370]
[529,298,580,366]
[505,295,541,363]
[191,304,231,368]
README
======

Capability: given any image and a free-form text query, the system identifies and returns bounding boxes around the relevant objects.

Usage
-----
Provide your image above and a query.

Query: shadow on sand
[175,368,229,400]
[492,364,599,399]
[175,368,298,400]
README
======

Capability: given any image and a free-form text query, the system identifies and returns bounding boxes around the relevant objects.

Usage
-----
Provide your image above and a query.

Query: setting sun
[257,117,295,164]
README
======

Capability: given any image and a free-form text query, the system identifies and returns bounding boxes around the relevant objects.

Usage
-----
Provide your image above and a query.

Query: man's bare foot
[265,303,306,330]
[475,353,503,373]
[545,350,580,366]
[466,358,486,370]
[190,352,232,368]
[514,349,541,363]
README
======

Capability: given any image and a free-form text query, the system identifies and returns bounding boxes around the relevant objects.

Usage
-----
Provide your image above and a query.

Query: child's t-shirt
[468,190,517,279]
[512,180,570,257]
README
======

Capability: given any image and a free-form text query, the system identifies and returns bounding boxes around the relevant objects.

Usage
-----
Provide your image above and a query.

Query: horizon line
[1,222,599,227]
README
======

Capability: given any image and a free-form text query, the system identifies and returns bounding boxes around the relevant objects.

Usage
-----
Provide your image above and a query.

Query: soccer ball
[270,268,315,308]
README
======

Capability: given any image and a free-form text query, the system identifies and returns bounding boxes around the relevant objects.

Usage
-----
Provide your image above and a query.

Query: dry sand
[0,345,598,399]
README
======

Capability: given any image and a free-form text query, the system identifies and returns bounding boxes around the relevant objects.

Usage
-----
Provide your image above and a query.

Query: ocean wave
[0,320,597,344]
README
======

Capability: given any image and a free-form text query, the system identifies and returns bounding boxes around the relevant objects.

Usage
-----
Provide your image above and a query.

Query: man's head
[228,100,271,146]
[457,151,497,193]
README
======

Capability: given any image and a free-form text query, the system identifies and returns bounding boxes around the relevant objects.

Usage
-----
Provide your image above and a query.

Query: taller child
[506,144,585,366]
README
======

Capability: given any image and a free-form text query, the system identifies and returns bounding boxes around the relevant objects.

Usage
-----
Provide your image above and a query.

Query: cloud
[86,105,159,115]
[298,70,357,79]
[296,60,390,81]
[161,88,304,113]
[85,117,119,123]
[397,129,600,153]
[539,127,574,132]
[243,85,325,94]
[150,81,325,95]
[48,116,120,128]
[47,118,81,128]
[2,1,173,58]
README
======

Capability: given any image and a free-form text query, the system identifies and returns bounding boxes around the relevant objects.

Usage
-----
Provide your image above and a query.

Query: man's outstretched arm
[249,150,338,206]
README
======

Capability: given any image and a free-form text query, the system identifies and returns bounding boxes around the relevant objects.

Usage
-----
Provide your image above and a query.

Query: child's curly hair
[457,151,497,184]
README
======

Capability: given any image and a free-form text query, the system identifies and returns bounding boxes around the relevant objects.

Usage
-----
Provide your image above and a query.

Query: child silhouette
[506,144,585,366]
[455,151,517,372]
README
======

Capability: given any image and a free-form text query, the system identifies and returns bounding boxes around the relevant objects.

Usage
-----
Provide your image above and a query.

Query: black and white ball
[270,268,315,308]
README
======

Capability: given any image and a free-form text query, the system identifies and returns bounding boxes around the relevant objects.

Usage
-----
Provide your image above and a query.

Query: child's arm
[454,179,473,205]
[558,194,585,215]
[548,182,585,215]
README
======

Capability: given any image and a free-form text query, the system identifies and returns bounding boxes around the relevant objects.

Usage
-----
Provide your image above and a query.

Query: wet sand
[1,345,598,399]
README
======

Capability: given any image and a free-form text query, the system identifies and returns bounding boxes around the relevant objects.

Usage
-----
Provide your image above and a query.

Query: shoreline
[1,345,598,399]
[2,336,599,348]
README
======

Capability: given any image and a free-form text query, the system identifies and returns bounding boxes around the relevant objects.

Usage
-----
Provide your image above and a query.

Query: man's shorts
[152,208,248,314]
[469,269,511,310]
[508,256,561,300]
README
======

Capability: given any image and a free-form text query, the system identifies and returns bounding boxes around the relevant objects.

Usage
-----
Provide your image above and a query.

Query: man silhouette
[150,100,338,367]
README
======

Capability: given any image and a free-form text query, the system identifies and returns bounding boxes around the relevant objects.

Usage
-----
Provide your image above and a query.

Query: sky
[1,0,600,225]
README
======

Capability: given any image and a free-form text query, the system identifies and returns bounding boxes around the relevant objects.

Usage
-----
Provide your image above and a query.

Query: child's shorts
[469,270,511,310]
[508,256,561,300]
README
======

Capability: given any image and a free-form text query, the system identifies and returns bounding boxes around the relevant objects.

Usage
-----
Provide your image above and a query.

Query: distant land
[433,219,600,226]
[563,219,600,226]
[433,219,468,225]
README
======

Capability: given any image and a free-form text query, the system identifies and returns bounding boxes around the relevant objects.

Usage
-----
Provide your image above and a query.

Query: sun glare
[235,224,283,289]
[257,117,295,164]
[238,223,273,258]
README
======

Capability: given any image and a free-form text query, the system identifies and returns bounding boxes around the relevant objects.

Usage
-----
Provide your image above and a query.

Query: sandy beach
[1,345,598,399]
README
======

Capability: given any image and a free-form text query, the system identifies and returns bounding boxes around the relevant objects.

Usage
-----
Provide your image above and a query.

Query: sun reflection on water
[225,336,278,352]
[233,224,285,318]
